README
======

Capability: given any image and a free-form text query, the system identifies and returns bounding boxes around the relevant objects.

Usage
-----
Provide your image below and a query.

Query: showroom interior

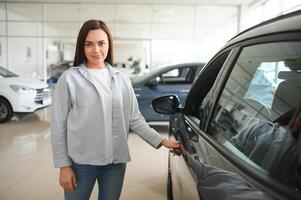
[0,0,301,200]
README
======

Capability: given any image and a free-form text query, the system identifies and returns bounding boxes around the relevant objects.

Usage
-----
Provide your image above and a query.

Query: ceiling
[3,0,259,6]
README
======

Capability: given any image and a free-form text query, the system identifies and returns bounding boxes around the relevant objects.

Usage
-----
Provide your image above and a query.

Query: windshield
[0,66,18,77]
[130,66,166,84]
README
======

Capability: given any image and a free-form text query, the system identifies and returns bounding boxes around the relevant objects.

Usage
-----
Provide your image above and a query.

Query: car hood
[2,77,49,89]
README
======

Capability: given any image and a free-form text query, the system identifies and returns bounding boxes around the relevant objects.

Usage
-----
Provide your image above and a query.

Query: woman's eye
[85,43,92,46]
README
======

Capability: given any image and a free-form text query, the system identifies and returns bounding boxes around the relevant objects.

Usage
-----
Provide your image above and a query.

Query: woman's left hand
[161,139,180,149]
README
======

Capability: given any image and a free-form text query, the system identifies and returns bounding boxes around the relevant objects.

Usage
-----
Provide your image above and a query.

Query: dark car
[47,61,73,85]
[131,63,204,122]
[153,10,301,200]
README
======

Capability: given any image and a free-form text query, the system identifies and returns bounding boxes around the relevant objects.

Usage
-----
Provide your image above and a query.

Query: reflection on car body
[152,10,301,200]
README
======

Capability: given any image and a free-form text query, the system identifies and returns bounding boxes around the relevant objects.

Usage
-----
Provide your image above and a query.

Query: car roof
[158,62,204,70]
[224,9,301,48]
[153,62,205,76]
[160,62,204,67]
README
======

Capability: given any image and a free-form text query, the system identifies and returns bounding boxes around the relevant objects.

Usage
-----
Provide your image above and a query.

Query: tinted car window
[192,52,230,129]
[159,67,195,84]
[209,41,301,190]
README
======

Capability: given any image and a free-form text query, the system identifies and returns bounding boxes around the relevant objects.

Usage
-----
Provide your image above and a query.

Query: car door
[174,39,301,199]
[169,52,233,199]
[204,40,301,199]
[138,65,198,121]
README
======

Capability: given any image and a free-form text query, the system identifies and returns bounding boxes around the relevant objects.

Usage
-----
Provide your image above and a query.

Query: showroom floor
[0,108,169,200]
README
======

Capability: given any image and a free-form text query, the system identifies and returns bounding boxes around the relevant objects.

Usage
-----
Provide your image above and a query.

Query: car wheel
[0,97,13,123]
[167,154,174,200]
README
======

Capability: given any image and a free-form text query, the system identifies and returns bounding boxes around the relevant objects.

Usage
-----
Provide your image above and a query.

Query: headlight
[10,85,36,94]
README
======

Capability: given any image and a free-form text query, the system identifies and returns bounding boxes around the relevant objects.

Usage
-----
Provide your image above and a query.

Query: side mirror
[146,78,159,88]
[152,95,180,114]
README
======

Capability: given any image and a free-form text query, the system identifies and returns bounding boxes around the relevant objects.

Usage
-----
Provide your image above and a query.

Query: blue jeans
[65,161,126,200]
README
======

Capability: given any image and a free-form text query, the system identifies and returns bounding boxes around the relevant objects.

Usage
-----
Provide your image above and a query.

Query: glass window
[8,22,43,36]
[282,0,301,13]
[151,40,195,66]
[115,23,150,39]
[159,67,195,84]
[7,3,43,21]
[0,22,5,36]
[8,37,43,79]
[263,0,279,20]
[152,24,194,40]
[0,3,5,20]
[45,23,80,37]
[209,41,301,190]
[249,5,264,27]
[193,52,230,129]
[45,4,80,22]
[0,38,7,67]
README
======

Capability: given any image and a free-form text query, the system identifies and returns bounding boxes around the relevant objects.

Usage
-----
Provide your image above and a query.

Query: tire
[167,154,174,200]
[0,97,13,123]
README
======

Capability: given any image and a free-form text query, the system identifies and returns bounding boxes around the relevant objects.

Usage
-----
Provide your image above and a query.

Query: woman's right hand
[59,166,77,193]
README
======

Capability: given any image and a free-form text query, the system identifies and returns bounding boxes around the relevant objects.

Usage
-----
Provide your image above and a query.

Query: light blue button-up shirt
[51,63,165,168]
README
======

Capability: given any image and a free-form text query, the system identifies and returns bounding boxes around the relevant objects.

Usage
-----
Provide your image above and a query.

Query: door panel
[169,126,199,200]
[169,114,200,200]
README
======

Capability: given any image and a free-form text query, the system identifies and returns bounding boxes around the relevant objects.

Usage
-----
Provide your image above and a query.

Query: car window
[191,52,230,129]
[159,67,195,84]
[208,41,301,191]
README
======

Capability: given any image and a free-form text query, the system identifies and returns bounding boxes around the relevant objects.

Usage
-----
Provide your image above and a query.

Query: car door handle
[170,149,182,156]
[179,89,189,93]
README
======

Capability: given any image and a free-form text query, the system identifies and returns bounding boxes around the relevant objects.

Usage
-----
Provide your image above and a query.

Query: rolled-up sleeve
[51,73,72,168]
[128,82,165,149]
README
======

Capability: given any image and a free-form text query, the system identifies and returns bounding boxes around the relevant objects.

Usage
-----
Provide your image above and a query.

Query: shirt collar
[78,62,119,80]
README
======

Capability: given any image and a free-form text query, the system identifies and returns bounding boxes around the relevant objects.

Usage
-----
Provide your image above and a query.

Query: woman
[51,20,180,200]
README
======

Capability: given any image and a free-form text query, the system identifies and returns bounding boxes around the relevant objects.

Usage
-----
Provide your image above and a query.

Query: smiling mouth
[92,55,101,59]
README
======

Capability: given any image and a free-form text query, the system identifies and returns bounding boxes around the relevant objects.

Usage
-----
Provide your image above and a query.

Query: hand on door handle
[170,143,188,157]
[170,149,182,156]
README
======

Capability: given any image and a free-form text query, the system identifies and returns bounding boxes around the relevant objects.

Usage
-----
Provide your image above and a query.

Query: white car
[0,66,52,122]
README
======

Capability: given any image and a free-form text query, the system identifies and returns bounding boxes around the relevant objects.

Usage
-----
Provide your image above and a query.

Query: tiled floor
[0,108,169,200]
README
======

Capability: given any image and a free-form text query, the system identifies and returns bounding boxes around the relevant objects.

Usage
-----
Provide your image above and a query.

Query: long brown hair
[74,20,114,66]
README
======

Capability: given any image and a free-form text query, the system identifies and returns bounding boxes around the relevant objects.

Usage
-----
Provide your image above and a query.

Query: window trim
[184,50,233,116]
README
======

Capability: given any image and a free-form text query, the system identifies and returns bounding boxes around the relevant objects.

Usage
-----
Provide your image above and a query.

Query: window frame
[182,32,301,199]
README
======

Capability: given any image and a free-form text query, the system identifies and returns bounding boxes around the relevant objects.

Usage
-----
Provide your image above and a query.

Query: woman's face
[84,28,109,68]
